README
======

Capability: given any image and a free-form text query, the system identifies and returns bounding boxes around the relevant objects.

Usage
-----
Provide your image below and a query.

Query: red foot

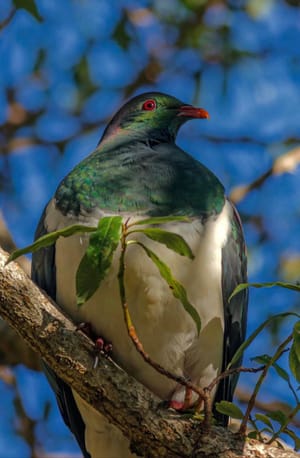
[169,387,194,411]
[76,322,112,368]
[169,400,185,410]
[94,338,112,356]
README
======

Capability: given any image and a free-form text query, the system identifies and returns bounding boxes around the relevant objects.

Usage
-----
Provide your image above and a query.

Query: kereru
[31,92,248,458]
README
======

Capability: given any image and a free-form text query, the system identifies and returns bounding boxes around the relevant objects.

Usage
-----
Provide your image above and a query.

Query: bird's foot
[93,338,113,369]
[168,385,196,411]
[76,321,94,338]
[75,322,112,368]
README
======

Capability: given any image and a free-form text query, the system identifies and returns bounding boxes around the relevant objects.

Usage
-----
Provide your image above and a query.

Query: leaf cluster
[9,215,200,333]
[217,283,300,450]
[8,218,300,450]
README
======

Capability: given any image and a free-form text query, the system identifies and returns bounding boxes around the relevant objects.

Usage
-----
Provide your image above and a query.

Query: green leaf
[229,281,300,302]
[251,354,271,365]
[247,430,259,439]
[112,13,131,49]
[228,311,300,369]
[266,410,288,427]
[292,321,300,361]
[289,321,300,382]
[215,401,243,420]
[273,363,290,383]
[7,224,97,263]
[76,216,122,306]
[135,242,201,334]
[289,344,300,383]
[13,0,42,21]
[129,228,194,259]
[251,355,290,383]
[284,428,300,451]
[130,215,190,226]
[259,427,275,436]
[255,413,274,431]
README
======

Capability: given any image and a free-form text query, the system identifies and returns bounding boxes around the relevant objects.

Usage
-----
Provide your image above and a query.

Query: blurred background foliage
[0,0,299,456]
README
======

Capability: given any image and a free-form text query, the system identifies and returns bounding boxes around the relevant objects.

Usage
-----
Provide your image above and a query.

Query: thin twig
[206,365,265,393]
[267,402,300,446]
[236,386,300,429]
[230,169,273,204]
[117,221,212,429]
[239,334,293,435]
[286,373,300,406]
[248,415,266,442]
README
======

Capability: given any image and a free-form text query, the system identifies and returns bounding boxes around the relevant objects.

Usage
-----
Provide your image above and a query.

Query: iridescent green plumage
[55,92,225,217]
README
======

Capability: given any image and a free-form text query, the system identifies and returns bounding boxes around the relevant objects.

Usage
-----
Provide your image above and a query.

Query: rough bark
[0,212,38,368]
[0,247,296,458]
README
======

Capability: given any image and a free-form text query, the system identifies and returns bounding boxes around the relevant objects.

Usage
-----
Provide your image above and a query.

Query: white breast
[45,199,231,457]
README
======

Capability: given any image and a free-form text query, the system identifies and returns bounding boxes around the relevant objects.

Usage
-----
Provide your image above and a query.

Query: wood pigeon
[31,92,248,458]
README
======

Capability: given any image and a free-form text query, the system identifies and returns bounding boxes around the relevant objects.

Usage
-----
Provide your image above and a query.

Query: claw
[104,342,113,355]
[93,338,113,368]
[75,322,112,368]
[93,354,99,370]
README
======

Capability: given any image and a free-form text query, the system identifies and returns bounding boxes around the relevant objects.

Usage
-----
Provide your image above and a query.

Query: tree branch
[0,212,39,369]
[0,247,296,458]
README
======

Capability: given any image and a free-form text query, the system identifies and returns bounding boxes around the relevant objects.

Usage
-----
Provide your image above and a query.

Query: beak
[177,105,210,119]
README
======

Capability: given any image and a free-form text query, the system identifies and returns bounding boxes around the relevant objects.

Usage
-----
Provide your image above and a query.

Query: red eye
[142,99,156,111]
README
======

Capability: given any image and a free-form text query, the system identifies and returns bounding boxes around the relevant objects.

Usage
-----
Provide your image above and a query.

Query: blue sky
[0,0,299,455]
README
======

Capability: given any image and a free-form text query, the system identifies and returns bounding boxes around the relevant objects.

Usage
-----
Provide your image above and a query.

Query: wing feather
[31,205,91,458]
[214,200,248,426]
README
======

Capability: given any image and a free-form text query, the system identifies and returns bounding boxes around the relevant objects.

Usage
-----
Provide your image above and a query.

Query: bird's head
[100,92,209,146]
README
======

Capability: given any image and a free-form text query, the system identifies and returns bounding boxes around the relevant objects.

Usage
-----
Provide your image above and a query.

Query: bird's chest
[46,201,230,398]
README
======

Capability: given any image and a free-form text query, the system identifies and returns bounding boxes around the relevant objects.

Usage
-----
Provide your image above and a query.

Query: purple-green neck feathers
[55,92,224,218]
[99,91,209,148]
